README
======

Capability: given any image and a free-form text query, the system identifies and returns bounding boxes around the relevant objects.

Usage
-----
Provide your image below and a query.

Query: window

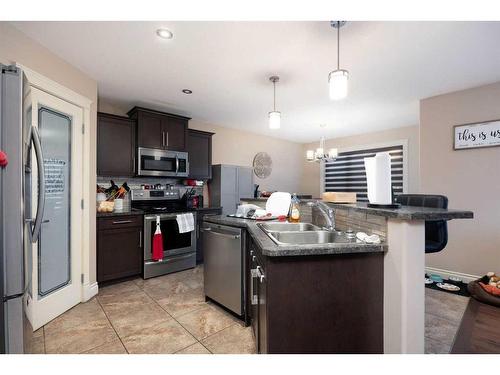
[322,141,407,202]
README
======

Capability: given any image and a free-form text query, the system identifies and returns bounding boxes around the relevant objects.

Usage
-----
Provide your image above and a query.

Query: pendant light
[328,21,349,100]
[268,76,281,129]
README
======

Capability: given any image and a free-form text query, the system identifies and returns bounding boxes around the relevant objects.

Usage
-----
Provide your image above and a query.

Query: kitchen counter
[203,215,386,257]
[327,202,473,220]
[194,206,222,212]
[96,209,144,218]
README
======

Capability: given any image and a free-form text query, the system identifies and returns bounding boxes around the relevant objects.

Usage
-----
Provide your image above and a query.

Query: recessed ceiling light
[156,28,173,39]
[182,89,193,94]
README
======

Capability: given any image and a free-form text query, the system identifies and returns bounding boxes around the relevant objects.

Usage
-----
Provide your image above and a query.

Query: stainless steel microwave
[137,147,189,177]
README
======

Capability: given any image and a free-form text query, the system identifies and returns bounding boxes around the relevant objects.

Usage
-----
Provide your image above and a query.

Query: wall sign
[454,119,500,150]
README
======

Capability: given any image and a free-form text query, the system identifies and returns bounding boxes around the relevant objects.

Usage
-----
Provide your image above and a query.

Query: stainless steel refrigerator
[1,64,33,354]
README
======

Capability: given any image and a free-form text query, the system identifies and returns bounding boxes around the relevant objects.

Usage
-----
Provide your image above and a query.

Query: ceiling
[11,21,500,143]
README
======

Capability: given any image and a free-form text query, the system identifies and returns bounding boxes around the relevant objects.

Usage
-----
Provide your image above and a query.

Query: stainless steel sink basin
[258,222,321,232]
[264,230,353,246]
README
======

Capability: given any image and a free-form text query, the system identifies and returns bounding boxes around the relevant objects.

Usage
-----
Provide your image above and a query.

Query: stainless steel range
[131,189,196,279]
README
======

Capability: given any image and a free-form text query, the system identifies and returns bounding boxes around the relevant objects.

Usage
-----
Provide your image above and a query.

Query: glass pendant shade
[268,111,281,129]
[328,148,338,159]
[328,69,349,100]
[306,150,315,161]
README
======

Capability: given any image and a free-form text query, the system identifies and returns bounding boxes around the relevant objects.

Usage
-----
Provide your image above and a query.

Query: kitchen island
[204,201,473,354]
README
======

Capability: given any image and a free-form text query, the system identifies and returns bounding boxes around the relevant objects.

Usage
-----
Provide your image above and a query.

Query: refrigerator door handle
[30,126,45,243]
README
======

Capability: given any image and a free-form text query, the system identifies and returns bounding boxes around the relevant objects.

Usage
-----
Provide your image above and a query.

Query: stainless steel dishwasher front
[202,223,243,315]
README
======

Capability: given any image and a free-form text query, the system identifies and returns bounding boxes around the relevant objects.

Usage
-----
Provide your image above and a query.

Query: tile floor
[30,265,255,354]
[28,266,469,354]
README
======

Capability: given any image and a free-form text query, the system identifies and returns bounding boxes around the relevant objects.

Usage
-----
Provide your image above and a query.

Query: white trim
[320,139,409,195]
[82,282,99,302]
[425,266,479,284]
[16,63,92,108]
[18,63,94,312]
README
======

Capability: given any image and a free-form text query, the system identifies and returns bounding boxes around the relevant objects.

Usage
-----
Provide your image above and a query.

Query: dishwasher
[202,223,244,316]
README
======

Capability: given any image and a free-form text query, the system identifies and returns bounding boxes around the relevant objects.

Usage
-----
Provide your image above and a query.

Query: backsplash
[96,176,204,197]
[334,208,387,240]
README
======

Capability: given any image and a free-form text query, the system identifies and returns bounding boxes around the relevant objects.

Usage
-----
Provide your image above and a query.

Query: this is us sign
[454,119,500,150]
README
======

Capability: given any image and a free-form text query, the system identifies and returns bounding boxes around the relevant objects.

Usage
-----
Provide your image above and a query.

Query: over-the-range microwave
[137,147,189,177]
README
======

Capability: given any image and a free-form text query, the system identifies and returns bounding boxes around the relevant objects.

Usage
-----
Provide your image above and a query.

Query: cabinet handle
[166,132,169,147]
[250,268,258,305]
[139,230,142,248]
[162,131,165,147]
[132,155,136,174]
[112,220,133,225]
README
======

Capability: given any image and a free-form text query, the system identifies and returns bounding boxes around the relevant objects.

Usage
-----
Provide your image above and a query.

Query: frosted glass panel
[38,107,71,297]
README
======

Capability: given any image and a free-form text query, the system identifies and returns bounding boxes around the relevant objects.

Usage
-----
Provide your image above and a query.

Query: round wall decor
[253,152,273,179]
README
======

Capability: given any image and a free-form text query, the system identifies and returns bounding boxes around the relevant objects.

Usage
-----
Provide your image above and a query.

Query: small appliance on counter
[131,188,196,278]
[364,152,400,209]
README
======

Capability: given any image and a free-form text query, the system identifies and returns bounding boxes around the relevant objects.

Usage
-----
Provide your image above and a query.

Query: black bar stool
[394,194,449,253]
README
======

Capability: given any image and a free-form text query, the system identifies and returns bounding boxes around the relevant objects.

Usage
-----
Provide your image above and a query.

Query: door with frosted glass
[24,86,83,330]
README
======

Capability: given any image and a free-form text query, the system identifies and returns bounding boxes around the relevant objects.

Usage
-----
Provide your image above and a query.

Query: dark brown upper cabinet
[188,129,214,180]
[127,106,190,152]
[97,112,136,177]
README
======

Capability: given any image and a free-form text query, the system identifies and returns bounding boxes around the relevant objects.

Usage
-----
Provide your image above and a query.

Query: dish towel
[176,213,195,233]
[152,216,164,261]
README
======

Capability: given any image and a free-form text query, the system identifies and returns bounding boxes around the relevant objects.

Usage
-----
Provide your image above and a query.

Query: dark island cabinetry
[247,237,384,354]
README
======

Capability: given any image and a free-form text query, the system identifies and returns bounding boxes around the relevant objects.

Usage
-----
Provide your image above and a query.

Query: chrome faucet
[307,201,335,231]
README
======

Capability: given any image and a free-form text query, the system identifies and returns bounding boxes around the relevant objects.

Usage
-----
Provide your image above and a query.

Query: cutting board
[322,192,357,203]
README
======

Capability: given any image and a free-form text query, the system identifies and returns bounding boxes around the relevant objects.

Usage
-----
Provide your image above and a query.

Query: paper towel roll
[364,152,392,205]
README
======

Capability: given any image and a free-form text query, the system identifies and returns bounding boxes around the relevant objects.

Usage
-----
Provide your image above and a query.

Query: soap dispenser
[289,193,301,223]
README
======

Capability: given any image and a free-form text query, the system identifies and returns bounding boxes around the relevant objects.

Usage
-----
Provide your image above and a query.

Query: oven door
[138,147,177,177]
[143,213,195,262]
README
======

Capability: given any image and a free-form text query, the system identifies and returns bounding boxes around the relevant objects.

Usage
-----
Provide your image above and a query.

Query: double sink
[258,222,355,246]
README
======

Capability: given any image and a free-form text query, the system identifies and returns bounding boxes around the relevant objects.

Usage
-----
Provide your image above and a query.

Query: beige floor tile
[84,338,128,354]
[177,304,238,340]
[27,328,45,354]
[44,298,108,333]
[121,319,197,354]
[175,342,211,354]
[142,279,193,302]
[98,280,142,297]
[202,323,256,354]
[44,318,118,354]
[156,286,206,318]
[104,300,173,338]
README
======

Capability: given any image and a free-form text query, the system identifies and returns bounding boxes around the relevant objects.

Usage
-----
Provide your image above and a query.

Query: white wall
[300,125,420,198]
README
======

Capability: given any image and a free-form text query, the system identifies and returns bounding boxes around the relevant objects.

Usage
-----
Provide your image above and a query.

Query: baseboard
[425,266,480,283]
[82,282,99,302]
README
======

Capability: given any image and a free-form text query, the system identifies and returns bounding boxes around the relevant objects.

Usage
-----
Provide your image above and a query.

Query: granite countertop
[96,209,144,218]
[327,202,473,221]
[203,215,386,257]
[242,197,473,221]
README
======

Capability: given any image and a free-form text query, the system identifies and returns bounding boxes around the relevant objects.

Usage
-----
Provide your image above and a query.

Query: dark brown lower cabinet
[247,236,384,354]
[97,215,143,283]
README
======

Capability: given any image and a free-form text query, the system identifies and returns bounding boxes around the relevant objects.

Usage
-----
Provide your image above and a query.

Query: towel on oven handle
[176,213,195,233]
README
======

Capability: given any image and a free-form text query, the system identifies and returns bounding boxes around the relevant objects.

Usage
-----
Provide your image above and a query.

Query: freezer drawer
[202,223,243,315]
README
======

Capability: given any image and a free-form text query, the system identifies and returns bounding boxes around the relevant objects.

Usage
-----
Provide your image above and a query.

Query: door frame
[19,64,96,303]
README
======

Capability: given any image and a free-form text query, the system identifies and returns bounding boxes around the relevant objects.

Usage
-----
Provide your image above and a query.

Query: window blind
[323,144,405,202]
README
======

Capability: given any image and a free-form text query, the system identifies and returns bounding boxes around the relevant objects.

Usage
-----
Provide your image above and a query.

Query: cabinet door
[238,167,254,200]
[257,262,267,354]
[163,117,187,151]
[97,226,142,283]
[97,113,136,176]
[187,130,213,179]
[137,111,163,149]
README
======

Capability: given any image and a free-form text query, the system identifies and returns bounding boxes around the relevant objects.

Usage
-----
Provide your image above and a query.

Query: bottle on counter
[289,193,301,223]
